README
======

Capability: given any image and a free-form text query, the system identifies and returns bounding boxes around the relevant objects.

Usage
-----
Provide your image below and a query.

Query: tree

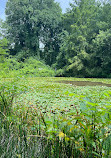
[92,30,111,77]
[56,0,99,77]
[55,0,111,77]
[0,20,9,62]
[0,38,8,62]
[89,1,111,77]
[5,0,62,63]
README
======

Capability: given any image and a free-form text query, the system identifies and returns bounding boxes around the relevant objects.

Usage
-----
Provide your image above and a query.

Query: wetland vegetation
[0,0,111,157]
[0,77,111,157]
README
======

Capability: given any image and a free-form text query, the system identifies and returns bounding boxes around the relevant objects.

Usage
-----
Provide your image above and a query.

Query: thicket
[0,56,55,78]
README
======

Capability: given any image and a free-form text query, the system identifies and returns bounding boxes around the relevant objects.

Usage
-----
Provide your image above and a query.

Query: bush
[0,56,55,78]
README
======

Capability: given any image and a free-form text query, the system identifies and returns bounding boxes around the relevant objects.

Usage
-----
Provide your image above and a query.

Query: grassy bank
[0,77,111,157]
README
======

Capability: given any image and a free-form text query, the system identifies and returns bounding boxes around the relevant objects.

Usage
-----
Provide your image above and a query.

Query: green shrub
[0,56,55,78]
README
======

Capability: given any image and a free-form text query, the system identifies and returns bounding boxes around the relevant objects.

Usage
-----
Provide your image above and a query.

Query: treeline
[0,0,111,77]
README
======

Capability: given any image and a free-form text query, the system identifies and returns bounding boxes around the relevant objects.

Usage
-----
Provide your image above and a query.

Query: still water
[57,81,111,87]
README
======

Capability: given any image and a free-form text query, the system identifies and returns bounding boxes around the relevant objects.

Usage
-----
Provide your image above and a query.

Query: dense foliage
[55,0,111,77]
[0,78,111,157]
[0,20,9,62]
[0,56,55,78]
[0,1,111,157]
[5,0,62,65]
[1,0,111,77]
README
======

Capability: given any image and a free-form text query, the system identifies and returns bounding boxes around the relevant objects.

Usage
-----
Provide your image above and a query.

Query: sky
[0,0,7,20]
[55,0,73,12]
[0,0,73,20]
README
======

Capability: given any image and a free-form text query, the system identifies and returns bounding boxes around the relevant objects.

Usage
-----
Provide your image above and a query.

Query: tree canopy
[55,0,111,77]
[5,0,62,63]
[2,0,111,77]
[0,20,9,62]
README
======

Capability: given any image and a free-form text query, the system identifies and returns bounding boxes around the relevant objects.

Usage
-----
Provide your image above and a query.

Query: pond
[57,81,111,87]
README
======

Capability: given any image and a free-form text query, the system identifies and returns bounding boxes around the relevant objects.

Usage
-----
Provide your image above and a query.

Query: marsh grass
[0,77,111,157]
